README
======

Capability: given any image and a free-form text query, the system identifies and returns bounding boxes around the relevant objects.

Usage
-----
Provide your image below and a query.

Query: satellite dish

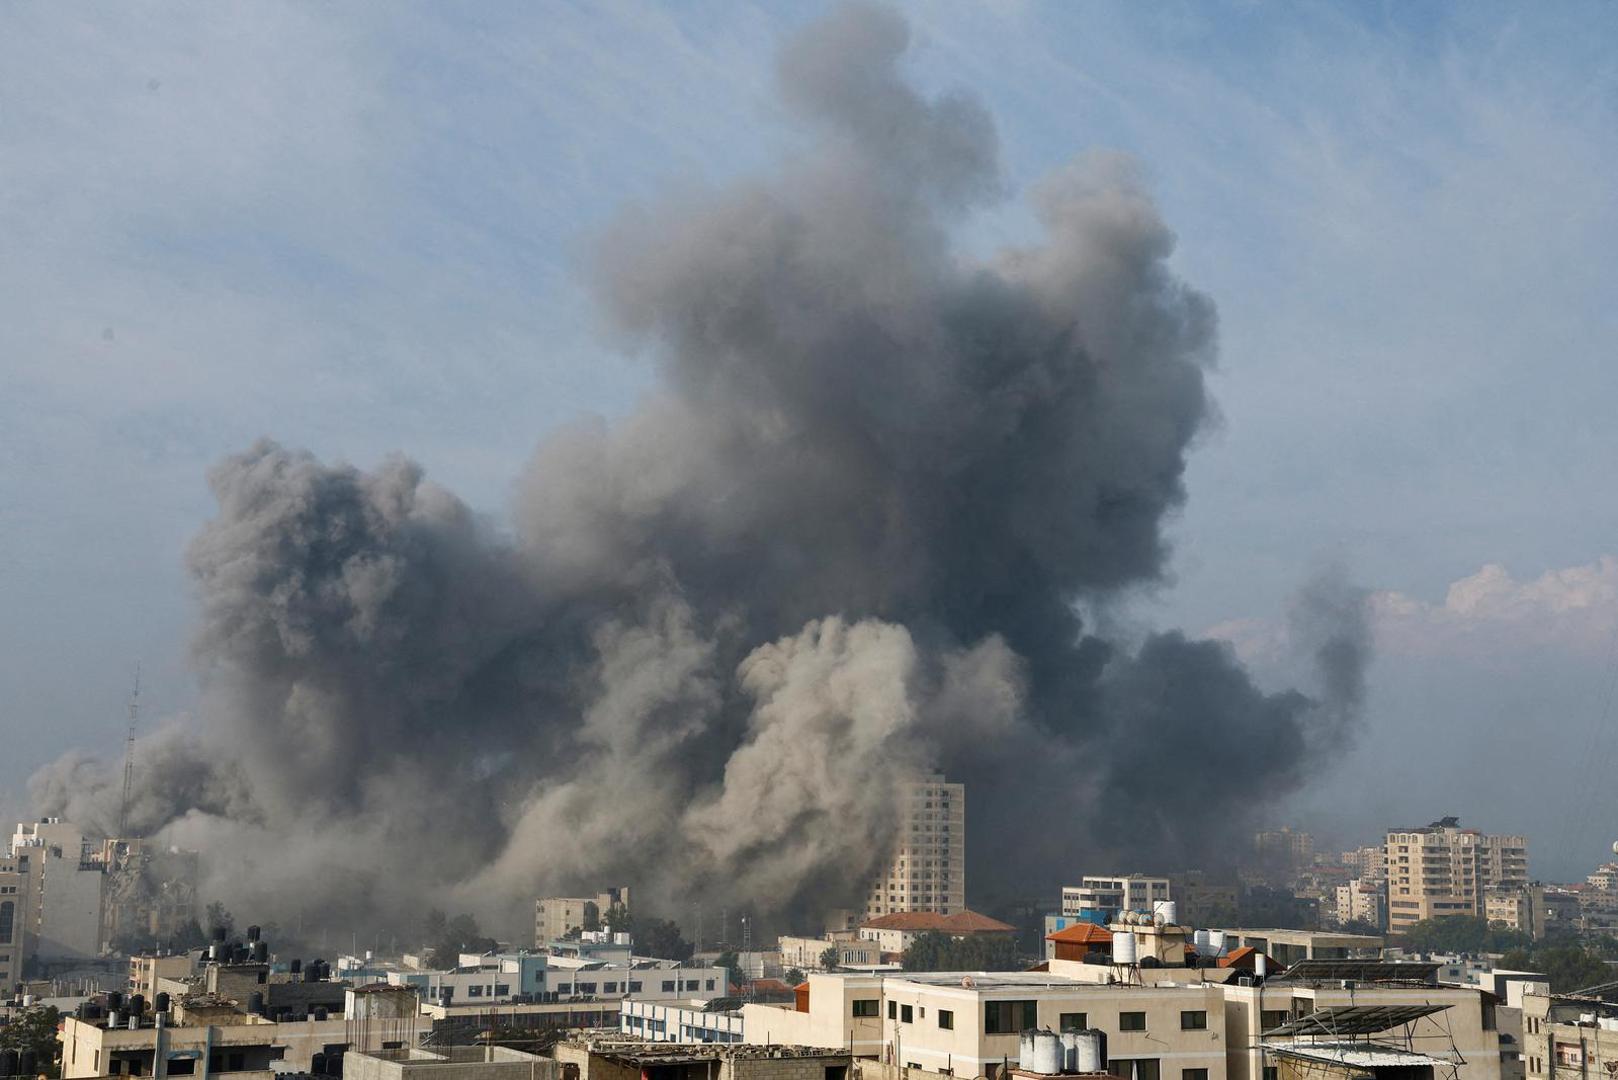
[1610,840,1618,857]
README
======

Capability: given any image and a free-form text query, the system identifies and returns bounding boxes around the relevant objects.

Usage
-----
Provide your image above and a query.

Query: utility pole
[117,666,141,838]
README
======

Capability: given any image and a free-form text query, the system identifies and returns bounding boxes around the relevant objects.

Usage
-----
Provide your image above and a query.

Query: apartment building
[865,776,964,919]
[10,819,107,961]
[1341,845,1388,883]
[1253,828,1315,866]
[1385,817,1529,932]
[745,970,1227,1080]
[1333,878,1387,929]
[1061,876,1172,922]
[534,887,630,945]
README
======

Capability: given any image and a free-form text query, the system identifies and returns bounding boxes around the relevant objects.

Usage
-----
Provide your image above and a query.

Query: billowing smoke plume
[31,3,1369,934]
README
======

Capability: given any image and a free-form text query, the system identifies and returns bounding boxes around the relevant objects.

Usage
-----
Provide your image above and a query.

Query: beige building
[1341,846,1388,883]
[11,818,106,960]
[535,888,631,945]
[1521,983,1618,1080]
[1486,884,1549,940]
[1332,879,1387,930]
[866,777,964,919]
[1385,818,1529,932]
[129,953,198,1000]
[0,851,29,988]
[556,1033,850,1080]
[59,986,428,1078]
[779,936,883,973]
[345,1046,556,1080]
[744,970,1226,1080]
[1061,876,1171,920]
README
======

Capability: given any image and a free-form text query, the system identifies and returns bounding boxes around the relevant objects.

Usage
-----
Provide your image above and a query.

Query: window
[889,1001,898,1020]
[985,1001,1038,1034]
[1260,1011,1289,1031]
[901,1004,914,1023]
[938,1010,954,1030]
[556,984,572,994]
[0,901,11,945]
[853,999,880,1018]
[495,984,510,997]
[1109,1061,1159,1080]
[577,982,596,995]
[1120,1012,1147,1031]
[1180,1011,1207,1030]
[706,980,716,991]
[1060,1013,1087,1032]
[468,985,483,997]
[604,982,618,994]
[662,981,676,992]
[629,981,643,993]
[167,1062,194,1076]
[1182,1071,1207,1080]
[1263,1069,1278,1080]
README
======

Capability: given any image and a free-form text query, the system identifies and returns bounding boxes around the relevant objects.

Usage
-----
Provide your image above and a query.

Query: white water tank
[614,932,631,946]
[1033,1031,1063,1075]
[1065,1029,1104,1072]
[1255,952,1268,978]
[1208,931,1227,956]
[1019,1031,1038,1069]
[1111,931,1138,964]
[1193,930,1210,952]
[1153,901,1178,925]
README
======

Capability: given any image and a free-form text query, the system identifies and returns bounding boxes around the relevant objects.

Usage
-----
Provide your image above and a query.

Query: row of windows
[852,998,1205,1036]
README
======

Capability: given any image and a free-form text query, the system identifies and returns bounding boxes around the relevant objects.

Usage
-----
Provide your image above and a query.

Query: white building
[1333,878,1387,929]
[620,999,744,1044]
[387,952,728,1007]
[11,819,105,960]
[1061,875,1171,920]
[865,776,964,918]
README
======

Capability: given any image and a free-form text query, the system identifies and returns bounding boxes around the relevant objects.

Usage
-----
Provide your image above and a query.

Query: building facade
[865,776,964,919]
[1385,818,1529,932]
[1332,879,1387,929]
[1061,876,1172,923]
[534,888,631,946]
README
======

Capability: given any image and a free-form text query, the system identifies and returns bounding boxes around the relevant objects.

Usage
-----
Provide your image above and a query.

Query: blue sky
[4,1,1618,878]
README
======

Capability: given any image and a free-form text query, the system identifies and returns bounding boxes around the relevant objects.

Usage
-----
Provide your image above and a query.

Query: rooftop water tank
[1034,1030,1063,1075]
[1068,1029,1104,1073]
[1019,1032,1038,1070]
[1153,901,1178,926]
[1111,932,1138,965]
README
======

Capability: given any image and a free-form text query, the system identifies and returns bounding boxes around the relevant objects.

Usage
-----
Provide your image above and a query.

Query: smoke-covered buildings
[11,819,104,961]
[534,889,630,946]
[864,777,964,919]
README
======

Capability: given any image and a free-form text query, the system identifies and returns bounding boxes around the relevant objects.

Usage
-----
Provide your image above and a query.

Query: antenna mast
[118,666,141,838]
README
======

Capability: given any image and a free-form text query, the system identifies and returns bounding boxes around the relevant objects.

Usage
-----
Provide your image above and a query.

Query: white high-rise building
[11,819,106,960]
[865,776,964,918]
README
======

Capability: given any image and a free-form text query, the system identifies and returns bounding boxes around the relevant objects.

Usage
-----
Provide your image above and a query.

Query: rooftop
[1045,924,1112,946]
[861,910,1015,933]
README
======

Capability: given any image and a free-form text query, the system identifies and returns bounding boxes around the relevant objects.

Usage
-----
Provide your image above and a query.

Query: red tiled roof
[1044,923,1113,945]
[748,978,794,993]
[861,910,1016,933]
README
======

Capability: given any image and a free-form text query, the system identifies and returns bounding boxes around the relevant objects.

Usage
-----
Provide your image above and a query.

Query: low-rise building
[129,954,198,1001]
[1520,980,1618,1080]
[1208,929,1382,968]
[59,985,429,1078]
[555,1033,850,1080]
[857,912,1014,957]
[779,936,882,973]
[345,1045,556,1080]
[621,1000,745,1044]
[388,953,727,1008]
[1061,877,1171,924]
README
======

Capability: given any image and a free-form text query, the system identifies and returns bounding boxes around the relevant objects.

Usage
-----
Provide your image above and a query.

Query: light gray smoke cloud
[32,3,1369,934]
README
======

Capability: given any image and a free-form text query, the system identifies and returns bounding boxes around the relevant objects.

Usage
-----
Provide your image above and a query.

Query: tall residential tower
[865,776,965,918]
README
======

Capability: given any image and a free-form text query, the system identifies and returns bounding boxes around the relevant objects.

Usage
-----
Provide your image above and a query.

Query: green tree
[784,967,805,986]
[0,1005,62,1078]
[425,912,498,969]
[1398,916,1529,955]
[901,932,1020,972]
[1498,944,1615,993]
[716,950,740,986]
[636,918,694,962]
[603,903,630,934]
[582,903,601,933]
[819,946,840,972]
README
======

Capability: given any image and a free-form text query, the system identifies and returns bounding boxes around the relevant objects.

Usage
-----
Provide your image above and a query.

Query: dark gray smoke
[31,3,1369,933]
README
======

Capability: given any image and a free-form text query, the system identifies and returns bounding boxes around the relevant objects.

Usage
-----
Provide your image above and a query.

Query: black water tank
[247,925,262,943]
[155,992,171,1014]
[328,1050,344,1078]
[107,991,124,1011]
[17,1050,37,1076]
[311,1052,328,1075]
[313,1006,328,1021]
[253,941,269,962]
[249,992,265,1016]
[290,959,302,974]
[131,994,146,1016]
[1,1048,20,1076]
